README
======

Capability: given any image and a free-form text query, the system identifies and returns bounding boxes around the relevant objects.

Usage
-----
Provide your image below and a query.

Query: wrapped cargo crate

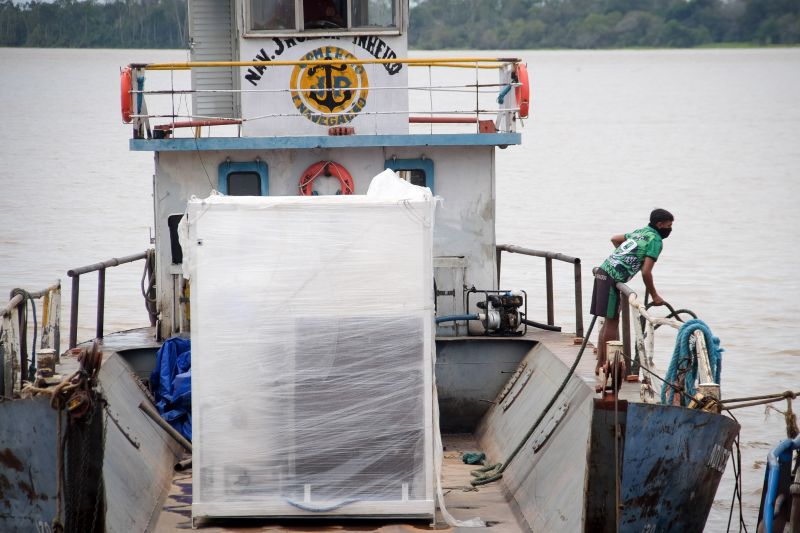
[183,189,435,520]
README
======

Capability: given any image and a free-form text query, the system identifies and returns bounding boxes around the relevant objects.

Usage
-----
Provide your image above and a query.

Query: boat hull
[586,400,739,533]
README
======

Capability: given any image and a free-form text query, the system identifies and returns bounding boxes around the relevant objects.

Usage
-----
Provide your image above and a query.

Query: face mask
[650,223,672,239]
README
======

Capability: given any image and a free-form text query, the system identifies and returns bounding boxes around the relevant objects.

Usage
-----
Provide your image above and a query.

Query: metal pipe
[96,269,105,340]
[67,251,149,277]
[174,458,192,471]
[153,119,241,130]
[69,275,79,349]
[574,261,584,338]
[409,116,480,124]
[495,247,502,287]
[621,300,632,368]
[139,57,518,71]
[138,401,192,452]
[545,257,554,326]
[496,244,579,264]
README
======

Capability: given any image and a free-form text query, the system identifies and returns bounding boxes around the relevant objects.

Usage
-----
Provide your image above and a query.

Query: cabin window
[247,0,399,33]
[251,0,296,30]
[384,158,434,192]
[351,0,395,28]
[218,160,269,196]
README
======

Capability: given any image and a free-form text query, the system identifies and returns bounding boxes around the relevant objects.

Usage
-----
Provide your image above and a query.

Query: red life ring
[298,161,355,196]
[121,66,133,124]
[515,63,530,118]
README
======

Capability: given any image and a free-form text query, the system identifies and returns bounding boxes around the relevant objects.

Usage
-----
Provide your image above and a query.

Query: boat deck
[67,326,645,532]
[153,434,527,532]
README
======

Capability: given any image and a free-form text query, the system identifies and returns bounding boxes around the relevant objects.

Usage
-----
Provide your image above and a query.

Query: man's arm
[641,257,664,305]
[611,234,626,248]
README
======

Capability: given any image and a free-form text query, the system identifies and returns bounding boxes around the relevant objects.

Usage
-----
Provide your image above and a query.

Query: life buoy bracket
[298,161,355,196]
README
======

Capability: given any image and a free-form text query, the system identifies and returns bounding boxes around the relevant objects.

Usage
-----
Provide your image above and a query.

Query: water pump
[466,289,527,336]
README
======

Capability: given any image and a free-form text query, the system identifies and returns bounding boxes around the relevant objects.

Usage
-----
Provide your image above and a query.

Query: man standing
[591,208,674,374]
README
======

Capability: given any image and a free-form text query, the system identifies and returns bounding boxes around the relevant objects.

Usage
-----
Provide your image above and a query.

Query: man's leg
[593,272,621,373]
[596,316,619,373]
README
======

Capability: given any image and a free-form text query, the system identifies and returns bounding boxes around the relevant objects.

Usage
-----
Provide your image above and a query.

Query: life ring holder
[121,66,133,124]
[515,63,530,119]
[298,161,355,196]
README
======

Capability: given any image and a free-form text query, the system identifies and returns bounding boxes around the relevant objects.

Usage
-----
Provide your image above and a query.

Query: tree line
[0,0,187,48]
[410,0,800,48]
[0,0,797,49]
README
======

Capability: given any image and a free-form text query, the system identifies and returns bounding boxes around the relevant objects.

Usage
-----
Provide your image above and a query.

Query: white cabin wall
[153,146,495,338]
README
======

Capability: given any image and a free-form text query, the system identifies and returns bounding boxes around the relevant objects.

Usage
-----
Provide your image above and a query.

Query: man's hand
[650,294,665,306]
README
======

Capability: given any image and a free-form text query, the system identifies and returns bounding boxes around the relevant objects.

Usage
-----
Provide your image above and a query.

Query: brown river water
[1,47,798,531]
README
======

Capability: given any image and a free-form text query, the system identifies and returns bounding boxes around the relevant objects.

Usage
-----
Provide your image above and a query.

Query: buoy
[515,63,530,118]
[121,66,133,124]
[298,161,355,196]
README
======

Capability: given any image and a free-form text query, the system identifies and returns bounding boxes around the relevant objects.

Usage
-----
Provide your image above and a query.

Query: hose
[471,314,598,486]
[284,497,359,512]
[435,314,478,324]
[763,434,800,533]
[11,288,37,382]
[521,318,561,332]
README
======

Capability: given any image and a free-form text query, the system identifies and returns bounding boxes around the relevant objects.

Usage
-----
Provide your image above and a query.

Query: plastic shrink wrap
[182,182,435,519]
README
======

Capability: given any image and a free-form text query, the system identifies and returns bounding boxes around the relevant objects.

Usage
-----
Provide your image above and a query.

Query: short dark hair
[650,208,674,225]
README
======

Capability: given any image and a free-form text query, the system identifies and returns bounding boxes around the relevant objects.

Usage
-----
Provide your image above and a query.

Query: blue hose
[763,434,800,533]
[496,84,512,104]
[661,319,723,405]
[435,314,478,324]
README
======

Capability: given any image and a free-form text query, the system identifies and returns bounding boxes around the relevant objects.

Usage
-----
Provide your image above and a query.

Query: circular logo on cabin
[290,47,369,126]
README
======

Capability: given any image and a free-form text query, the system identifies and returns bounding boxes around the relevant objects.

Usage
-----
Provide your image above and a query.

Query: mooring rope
[661,319,723,405]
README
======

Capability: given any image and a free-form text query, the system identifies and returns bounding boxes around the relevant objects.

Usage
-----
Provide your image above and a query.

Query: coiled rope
[661,318,723,405]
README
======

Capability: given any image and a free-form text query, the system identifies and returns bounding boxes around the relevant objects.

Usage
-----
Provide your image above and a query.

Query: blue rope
[661,319,723,405]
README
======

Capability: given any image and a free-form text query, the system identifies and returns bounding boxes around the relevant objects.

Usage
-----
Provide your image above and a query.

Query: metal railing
[495,244,584,338]
[1,281,61,396]
[615,280,717,405]
[125,56,522,139]
[67,251,152,349]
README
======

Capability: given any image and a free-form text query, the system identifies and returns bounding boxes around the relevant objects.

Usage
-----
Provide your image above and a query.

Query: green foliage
[0,0,797,49]
[408,0,800,49]
[0,0,187,48]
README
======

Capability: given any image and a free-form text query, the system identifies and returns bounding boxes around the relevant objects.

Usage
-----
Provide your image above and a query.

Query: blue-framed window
[218,160,269,196]
[384,158,434,193]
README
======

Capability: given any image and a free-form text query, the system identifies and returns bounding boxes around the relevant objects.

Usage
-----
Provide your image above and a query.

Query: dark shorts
[590,269,621,319]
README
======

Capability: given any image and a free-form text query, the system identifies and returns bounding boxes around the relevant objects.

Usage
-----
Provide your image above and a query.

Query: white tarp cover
[185,188,435,519]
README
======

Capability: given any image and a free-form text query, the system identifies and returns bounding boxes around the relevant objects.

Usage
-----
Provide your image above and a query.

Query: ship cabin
[125,0,527,349]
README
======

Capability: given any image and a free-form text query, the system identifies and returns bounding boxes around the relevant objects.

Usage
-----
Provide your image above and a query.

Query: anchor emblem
[290,46,369,126]
[306,60,352,112]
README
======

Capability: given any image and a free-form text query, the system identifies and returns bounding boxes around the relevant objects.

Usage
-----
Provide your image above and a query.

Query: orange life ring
[515,63,530,118]
[298,161,355,196]
[121,66,133,124]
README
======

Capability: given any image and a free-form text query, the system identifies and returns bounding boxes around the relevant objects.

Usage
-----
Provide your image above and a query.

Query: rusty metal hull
[0,396,59,532]
[585,400,740,533]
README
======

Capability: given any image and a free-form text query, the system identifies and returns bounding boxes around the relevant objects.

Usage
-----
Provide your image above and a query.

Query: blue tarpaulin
[149,336,192,441]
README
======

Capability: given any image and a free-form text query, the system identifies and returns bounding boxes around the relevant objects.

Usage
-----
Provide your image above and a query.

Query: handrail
[1,281,61,396]
[496,244,584,338]
[136,56,519,71]
[612,276,717,404]
[126,56,522,139]
[67,251,151,349]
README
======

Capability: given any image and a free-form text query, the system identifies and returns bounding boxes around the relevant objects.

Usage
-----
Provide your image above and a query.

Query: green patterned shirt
[600,226,663,283]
